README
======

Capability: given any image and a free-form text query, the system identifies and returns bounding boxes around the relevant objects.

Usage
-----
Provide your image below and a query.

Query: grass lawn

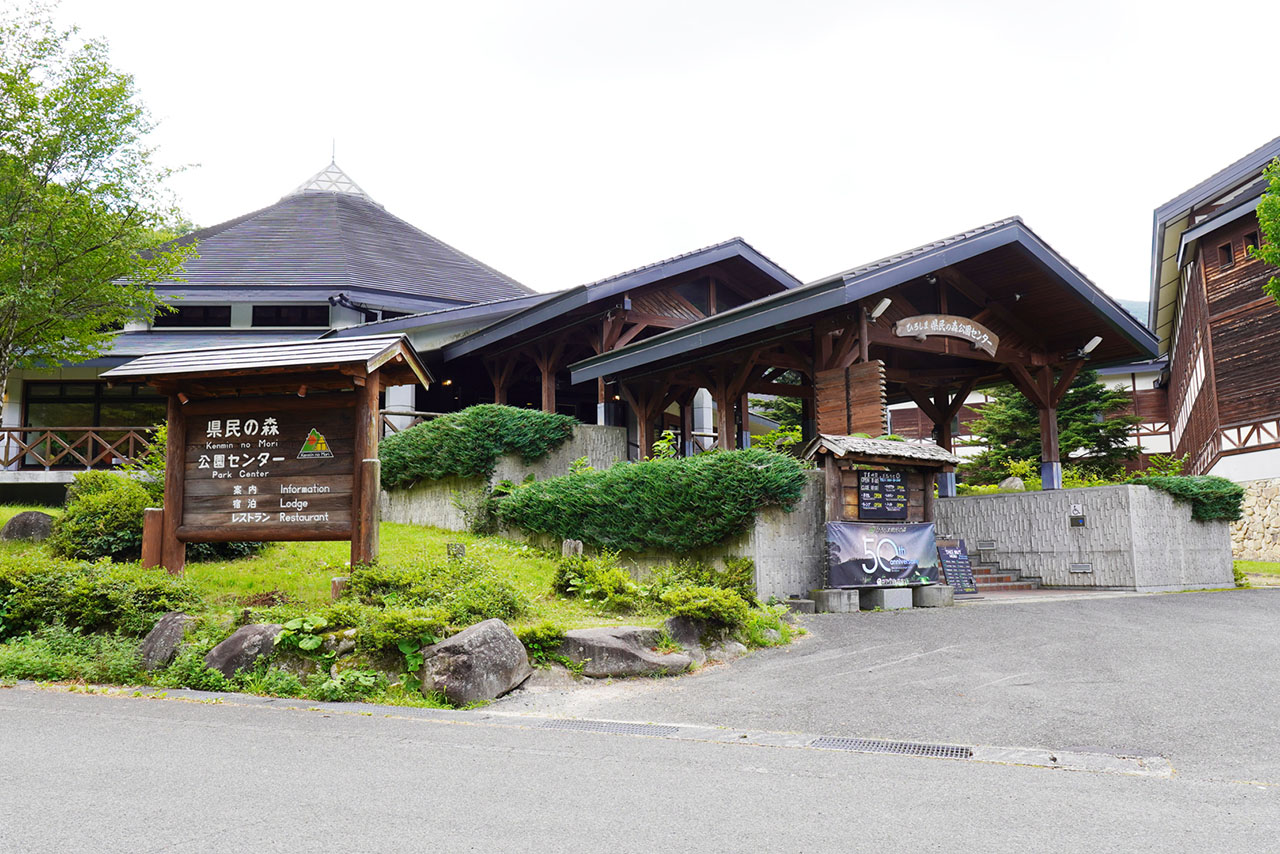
[1235,560,1280,577]
[0,503,661,630]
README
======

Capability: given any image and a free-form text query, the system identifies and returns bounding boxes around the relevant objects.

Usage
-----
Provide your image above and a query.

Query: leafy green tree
[750,370,804,429]
[1252,157,1280,305]
[0,5,194,411]
[962,369,1140,482]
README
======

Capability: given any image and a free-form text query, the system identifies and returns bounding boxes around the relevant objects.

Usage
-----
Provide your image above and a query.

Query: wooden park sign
[102,335,432,573]
[892,314,999,357]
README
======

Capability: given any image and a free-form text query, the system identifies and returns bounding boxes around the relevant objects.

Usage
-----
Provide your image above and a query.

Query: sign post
[103,335,431,574]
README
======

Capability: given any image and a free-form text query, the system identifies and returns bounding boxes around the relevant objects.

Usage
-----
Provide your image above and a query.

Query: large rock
[138,612,194,671]
[0,511,54,542]
[557,627,692,678]
[664,616,726,649]
[204,624,283,678]
[419,619,531,706]
[998,476,1026,491]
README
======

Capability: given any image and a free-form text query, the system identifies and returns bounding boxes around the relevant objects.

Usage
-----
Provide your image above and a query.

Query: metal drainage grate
[539,719,681,738]
[809,737,973,760]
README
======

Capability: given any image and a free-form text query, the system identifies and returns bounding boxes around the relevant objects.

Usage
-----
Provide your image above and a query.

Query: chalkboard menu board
[937,540,979,595]
[858,470,908,520]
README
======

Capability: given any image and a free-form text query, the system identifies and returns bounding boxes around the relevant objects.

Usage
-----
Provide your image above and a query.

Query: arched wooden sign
[892,314,999,357]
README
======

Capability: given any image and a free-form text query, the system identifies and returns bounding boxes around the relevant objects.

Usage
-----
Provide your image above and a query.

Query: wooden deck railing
[379,410,445,436]
[0,427,157,470]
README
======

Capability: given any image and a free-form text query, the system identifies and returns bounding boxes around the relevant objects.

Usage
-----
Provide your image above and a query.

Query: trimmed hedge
[380,404,577,489]
[1129,475,1244,522]
[496,448,808,552]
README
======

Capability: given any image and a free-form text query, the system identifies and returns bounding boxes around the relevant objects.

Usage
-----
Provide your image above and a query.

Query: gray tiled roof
[811,218,1021,285]
[102,334,424,379]
[804,435,962,465]
[157,180,532,305]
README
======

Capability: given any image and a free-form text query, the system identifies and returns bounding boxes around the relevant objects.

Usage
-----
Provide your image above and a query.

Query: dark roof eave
[441,238,801,362]
[570,221,1158,384]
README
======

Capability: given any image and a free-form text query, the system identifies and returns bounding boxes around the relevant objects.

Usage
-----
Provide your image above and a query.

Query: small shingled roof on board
[100,333,428,381]
[803,435,963,466]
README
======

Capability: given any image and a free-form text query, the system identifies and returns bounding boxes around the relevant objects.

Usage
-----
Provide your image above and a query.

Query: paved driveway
[497,588,1280,783]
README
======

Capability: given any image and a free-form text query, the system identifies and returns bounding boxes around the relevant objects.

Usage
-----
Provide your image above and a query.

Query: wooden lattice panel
[815,360,886,436]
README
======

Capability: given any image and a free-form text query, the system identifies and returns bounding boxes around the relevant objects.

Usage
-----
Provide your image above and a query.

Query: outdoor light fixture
[177,392,189,405]
[297,385,308,398]
[442,379,453,386]
[869,297,892,322]
[1070,336,1103,360]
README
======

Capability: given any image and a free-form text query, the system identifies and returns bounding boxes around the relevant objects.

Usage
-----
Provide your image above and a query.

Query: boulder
[138,612,194,671]
[204,624,283,678]
[320,628,358,657]
[998,476,1026,491]
[0,511,54,542]
[419,619,531,706]
[557,626,692,678]
[706,640,748,663]
[664,616,726,649]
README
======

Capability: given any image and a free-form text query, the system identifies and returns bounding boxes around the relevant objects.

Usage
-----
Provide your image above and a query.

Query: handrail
[0,426,157,470]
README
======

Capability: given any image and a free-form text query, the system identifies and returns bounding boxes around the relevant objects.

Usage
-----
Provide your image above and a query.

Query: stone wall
[1232,478,1280,561]
[934,484,1233,592]
[381,424,627,530]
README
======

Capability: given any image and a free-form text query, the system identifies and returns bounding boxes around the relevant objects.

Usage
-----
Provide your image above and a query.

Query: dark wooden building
[1149,136,1280,477]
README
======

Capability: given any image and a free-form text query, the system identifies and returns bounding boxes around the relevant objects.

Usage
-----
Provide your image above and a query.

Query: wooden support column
[679,395,695,456]
[714,386,736,450]
[351,372,381,565]
[485,355,517,405]
[923,471,937,522]
[160,395,187,575]
[141,508,164,569]
[532,338,567,414]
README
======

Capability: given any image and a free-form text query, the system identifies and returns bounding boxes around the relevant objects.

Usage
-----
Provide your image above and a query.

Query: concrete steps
[959,540,1041,592]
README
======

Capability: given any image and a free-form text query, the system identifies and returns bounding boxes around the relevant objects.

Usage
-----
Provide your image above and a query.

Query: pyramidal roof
[157,162,533,305]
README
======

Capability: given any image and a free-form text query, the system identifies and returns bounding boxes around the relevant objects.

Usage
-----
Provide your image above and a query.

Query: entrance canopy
[568,217,1159,476]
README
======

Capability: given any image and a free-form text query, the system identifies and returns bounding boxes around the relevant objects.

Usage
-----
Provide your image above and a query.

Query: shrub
[642,557,757,606]
[658,586,751,628]
[347,554,528,625]
[496,448,808,552]
[0,553,201,637]
[380,404,577,489]
[552,553,641,613]
[356,606,448,654]
[0,625,143,683]
[49,470,262,563]
[49,473,151,561]
[515,621,566,665]
[740,603,794,647]
[1128,475,1245,522]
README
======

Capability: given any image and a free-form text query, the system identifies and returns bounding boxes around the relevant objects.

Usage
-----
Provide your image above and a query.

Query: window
[1218,242,1234,270]
[153,305,232,328]
[1245,232,1259,254]
[23,381,165,428]
[251,304,329,327]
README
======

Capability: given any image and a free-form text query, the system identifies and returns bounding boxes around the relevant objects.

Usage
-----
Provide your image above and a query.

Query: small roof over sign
[802,434,962,467]
[101,334,433,390]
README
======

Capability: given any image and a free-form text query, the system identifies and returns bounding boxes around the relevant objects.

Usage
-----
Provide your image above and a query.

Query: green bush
[0,553,201,637]
[380,404,577,489]
[48,473,152,561]
[658,586,751,628]
[49,470,262,563]
[356,606,448,654]
[642,557,757,606]
[496,448,808,552]
[740,603,794,647]
[0,625,143,683]
[346,554,528,625]
[552,552,641,613]
[515,621,566,665]
[1128,475,1245,522]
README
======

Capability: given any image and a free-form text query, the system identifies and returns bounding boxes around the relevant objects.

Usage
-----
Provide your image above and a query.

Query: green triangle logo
[297,428,334,459]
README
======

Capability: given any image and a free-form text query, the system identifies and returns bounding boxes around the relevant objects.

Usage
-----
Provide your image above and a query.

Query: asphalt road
[1,589,1278,852]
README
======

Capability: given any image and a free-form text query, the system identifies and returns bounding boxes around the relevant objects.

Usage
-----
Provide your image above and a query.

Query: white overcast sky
[55,0,1278,304]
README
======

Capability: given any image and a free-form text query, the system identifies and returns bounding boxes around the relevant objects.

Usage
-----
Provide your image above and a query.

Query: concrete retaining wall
[382,425,825,601]
[381,424,627,530]
[1231,478,1280,562]
[935,484,1232,592]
